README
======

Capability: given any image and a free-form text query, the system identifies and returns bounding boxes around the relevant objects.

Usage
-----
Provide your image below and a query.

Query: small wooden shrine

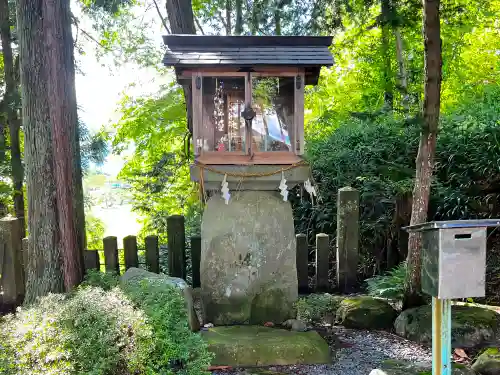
[163,35,334,327]
[163,35,334,192]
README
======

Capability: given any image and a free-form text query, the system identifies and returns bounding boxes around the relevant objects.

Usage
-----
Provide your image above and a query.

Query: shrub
[81,269,120,290]
[295,294,343,323]
[0,271,213,375]
[365,262,407,300]
[296,85,500,281]
[121,278,213,375]
[85,214,106,250]
[0,287,152,375]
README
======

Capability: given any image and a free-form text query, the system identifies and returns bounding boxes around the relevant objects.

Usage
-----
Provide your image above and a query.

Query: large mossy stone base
[201,326,331,367]
[200,191,298,325]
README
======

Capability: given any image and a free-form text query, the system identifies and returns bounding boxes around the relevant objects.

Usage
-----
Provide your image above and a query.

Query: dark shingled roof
[162,35,334,85]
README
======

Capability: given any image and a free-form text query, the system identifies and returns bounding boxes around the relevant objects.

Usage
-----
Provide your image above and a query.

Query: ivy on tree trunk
[403,0,442,310]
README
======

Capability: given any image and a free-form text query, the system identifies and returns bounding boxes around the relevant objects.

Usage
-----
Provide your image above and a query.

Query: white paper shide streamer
[221,174,230,204]
[304,178,317,204]
[279,171,288,201]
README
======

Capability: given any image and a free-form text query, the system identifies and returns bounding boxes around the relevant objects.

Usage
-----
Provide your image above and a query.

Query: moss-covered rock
[250,288,292,324]
[121,267,200,331]
[369,359,476,375]
[201,325,331,366]
[394,305,500,348]
[472,347,500,375]
[295,294,344,324]
[335,296,397,330]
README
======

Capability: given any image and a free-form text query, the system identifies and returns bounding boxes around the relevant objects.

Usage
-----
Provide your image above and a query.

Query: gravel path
[211,326,433,375]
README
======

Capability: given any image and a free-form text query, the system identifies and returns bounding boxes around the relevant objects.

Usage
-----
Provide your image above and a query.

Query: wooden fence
[1,186,360,312]
[82,229,333,294]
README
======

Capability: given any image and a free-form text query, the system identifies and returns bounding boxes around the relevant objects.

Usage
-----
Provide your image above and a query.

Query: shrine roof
[162,35,334,68]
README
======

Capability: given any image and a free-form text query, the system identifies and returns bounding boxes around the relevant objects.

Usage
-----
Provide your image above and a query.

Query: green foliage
[85,214,106,250]
[295,294,343,323]
[365,262,407,299]
[121,278,213,375]
[193,0,320,36]
[75,0,162,67]
[296,85,500,276]
[1,271,213,375]
[79,121,109,174]
[0,287,152,375]
[294,115,418,273]
[111,85,200,243]
[81,269,120,290]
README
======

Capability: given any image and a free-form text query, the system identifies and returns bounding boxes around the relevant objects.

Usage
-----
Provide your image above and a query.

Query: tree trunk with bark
[394,28,409,111]
[43,0,85,290]
[17,0,64,303]
[380,0,393,110]
[403,0,442,310]
[0,0,25,232]
[165,0,196,134]
[225,0,232,35]
[274,0,281,35]
[235,0,243,35]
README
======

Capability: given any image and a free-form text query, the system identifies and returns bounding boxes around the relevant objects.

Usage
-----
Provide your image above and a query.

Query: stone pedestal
[200,191,298,325]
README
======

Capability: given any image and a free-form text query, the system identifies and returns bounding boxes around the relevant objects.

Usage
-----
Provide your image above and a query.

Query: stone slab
[201,191,298,325]
[202,326,331,367]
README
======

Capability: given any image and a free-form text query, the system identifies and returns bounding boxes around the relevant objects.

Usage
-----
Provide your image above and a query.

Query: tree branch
[152,0,170,33]
[217,10,228,32]
[194,15,205,35]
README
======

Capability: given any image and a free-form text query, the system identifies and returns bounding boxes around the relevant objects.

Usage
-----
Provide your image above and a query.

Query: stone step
[202,325,332,367]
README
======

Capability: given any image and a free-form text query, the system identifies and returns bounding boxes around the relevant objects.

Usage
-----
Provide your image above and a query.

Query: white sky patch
[72,0,169,176]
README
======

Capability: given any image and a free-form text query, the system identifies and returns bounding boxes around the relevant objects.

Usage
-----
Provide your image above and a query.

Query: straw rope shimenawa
[196,160,309,203]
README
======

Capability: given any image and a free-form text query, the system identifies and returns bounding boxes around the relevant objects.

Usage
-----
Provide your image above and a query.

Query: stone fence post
[336,187,359,293]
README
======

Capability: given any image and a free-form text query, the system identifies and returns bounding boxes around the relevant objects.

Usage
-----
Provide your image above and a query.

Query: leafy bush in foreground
[122,277,213,375]
[0,287,152,375]
[0,271,213,375]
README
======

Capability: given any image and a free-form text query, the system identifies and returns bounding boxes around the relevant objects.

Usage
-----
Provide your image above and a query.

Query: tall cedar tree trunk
[394,28,409,111]
[235,0,243,34]
[381,0,393,109]
[17,0,64,302]
[403,0,442,310]
[43,0,86,290]
[274,0,281,35]
[0,0,25,233]
[225,0,232,35]
[165,0,196,134]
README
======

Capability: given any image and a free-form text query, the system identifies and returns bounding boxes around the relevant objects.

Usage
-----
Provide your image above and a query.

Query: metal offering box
[404,219,500,299]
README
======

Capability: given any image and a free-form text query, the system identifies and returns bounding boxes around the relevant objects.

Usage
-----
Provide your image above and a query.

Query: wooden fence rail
[2,205,360,312]
[82,230,333,295]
